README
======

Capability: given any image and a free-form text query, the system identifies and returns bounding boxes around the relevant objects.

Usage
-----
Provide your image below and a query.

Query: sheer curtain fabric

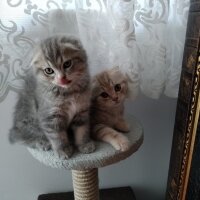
[0,0,190,101]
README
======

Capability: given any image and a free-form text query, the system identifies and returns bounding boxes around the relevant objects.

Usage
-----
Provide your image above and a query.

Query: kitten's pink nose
[59,77,71,85]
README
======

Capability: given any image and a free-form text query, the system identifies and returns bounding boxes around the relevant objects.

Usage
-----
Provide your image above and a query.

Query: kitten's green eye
[63,60,72,69]
[100,92,109,98]
[114,84,121,92]
[44,68,54,75]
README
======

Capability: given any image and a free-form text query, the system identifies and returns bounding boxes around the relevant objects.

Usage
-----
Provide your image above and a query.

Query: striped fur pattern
[9,35,95,159]
[91,67,130,151]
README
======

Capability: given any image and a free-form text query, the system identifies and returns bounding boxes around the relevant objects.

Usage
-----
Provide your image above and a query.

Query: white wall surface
[0,91,177,200]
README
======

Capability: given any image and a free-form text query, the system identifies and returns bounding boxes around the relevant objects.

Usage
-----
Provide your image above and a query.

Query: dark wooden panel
[186,119,200,200]
[38,187,136,200]
[185,38,199,48]
[182,46,198,73]
[166,1,200,199]
[175,101,189,133]
[184,3,200,199]
[190,0,200,12]
[178,71,193,103]
[186,12,200,39]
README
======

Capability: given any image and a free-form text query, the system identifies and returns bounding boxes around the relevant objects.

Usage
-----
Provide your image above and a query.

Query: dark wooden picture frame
[166,0,200,199]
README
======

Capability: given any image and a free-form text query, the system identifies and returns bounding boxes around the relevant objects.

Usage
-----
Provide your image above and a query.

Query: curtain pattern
[0,0,190,102]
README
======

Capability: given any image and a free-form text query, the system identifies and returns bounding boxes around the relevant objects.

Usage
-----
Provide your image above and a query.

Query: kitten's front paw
[56,145,74,159]
[114,136,130,152]
[78,141,96,154]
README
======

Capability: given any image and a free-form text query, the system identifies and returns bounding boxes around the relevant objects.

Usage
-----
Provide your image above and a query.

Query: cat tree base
[28,115,143,200]
[38,186,136,200]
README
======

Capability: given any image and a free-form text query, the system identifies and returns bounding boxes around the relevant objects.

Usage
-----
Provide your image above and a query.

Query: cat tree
[28,115,143,200]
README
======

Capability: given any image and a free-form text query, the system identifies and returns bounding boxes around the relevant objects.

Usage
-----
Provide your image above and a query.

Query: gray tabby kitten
[91,67,130,151]
[9,35,95,159]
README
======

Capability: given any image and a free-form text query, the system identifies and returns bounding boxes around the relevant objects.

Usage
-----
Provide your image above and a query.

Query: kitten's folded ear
[110,67,130,99]
[63,43,81,51]
[112,68,136,100]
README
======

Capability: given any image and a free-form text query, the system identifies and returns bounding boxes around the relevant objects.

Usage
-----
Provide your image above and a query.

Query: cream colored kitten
[91,67,130,151]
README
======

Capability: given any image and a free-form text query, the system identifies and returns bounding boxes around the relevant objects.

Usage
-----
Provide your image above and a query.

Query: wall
[0,91,177,200]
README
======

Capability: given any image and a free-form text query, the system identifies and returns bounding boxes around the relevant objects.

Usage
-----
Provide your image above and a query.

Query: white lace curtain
[0,0,190,102]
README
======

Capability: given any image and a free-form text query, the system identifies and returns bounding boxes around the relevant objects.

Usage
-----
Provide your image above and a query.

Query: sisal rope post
[72,168,99,200]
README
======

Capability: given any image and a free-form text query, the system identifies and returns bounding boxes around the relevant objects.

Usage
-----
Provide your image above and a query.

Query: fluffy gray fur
[9,35,95,159]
